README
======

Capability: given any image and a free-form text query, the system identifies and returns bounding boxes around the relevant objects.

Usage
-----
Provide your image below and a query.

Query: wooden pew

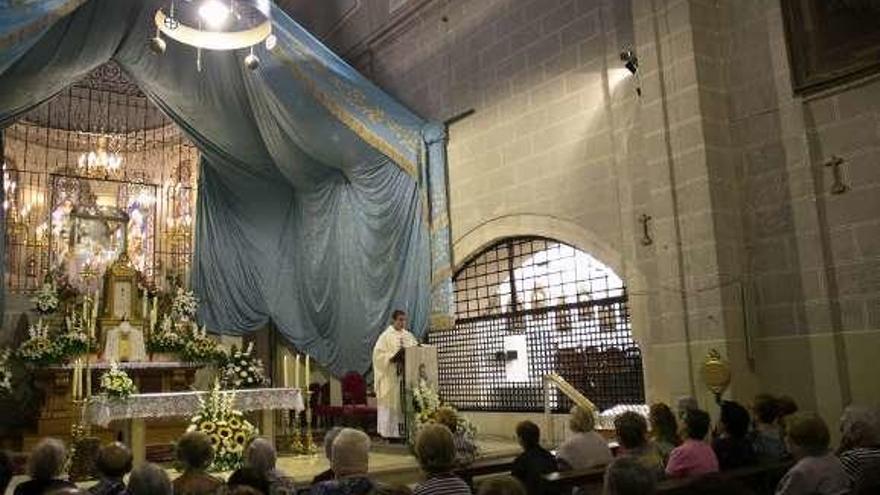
[453,456,517,488]
[539,461,793,495]
[655,461,792,495]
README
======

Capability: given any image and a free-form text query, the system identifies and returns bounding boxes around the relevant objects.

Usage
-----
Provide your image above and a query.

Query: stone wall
[290,0,880,419]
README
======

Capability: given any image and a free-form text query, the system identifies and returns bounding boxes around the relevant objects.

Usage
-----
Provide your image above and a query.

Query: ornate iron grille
[2,63,198,293]
[428,237,645,412]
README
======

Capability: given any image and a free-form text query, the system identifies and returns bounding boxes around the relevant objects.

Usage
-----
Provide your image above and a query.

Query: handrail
[543,373,597,444]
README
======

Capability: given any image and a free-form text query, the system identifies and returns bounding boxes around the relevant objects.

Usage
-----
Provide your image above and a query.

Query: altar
[86,387,304,465]
[25,362,200,453]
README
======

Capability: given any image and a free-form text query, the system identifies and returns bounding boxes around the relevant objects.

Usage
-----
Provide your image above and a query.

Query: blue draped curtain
[0,0,444,375]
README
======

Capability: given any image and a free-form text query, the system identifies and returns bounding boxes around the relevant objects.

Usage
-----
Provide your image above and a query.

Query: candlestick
[294,355,300,390]
[85,357,91,398]
[283,355,289,388]
[305,354,310,387]
[71,364,77,401]
[82,298,88,324]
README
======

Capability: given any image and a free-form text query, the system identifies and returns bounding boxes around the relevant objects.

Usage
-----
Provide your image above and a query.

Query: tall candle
[71,365,77,401]
[85,361,91,398]
[294,355,300,390]
[150,297,158,330]
[305,354,310,387]
[82,298,88,323]
[142,289,148,320]
[283,355,289,388]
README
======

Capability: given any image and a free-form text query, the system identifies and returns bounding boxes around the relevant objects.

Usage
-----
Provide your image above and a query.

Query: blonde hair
[434,406,459,433]
[569,405,596,433]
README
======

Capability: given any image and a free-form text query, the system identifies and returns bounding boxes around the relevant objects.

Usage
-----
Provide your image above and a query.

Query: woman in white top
[557,405,613,471]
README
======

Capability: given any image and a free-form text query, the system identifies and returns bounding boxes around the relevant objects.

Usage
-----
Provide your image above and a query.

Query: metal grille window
[428,237,645,412]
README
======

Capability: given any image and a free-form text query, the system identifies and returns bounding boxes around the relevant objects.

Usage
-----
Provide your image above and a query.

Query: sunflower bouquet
[18,320,61,365]
[31,282,59,315]
[171,287,199,321]
[180,325,223,363]
[0,348,13,395]
[99,362,137,400]
[187,381,257,472]
[219,343,268,390]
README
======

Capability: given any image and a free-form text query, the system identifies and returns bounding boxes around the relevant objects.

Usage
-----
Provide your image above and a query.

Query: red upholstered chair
[340,371,376,432]
[341,371,367,405]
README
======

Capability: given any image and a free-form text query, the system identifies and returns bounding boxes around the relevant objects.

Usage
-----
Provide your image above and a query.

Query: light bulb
[264,33,277,50]
[199,0,230,29]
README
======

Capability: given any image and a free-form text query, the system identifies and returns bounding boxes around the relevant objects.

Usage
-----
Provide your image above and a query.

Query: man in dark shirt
[510,421,557,495]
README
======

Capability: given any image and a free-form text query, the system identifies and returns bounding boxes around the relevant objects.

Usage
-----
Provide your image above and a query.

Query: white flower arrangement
[57,314,94,359]
[219,343,268,390]
[18,320,61,365]
[412,378,477,442]
[31,282,59,315]
[147,318,184,354]
[171,287,199,321]
[187,381,257,472]
[100,362,137,400]
[0,348,13,395]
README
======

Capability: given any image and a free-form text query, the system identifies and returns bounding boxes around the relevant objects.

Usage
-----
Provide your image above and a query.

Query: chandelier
[77,135,124,179]
[150,0,276,71]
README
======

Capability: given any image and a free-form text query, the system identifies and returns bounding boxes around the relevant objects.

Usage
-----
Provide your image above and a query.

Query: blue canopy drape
[0,0,452,376]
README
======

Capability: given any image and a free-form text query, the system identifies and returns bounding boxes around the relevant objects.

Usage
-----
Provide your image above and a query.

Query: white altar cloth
[87,387,305,427]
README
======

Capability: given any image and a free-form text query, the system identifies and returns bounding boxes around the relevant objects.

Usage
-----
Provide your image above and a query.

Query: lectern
[394,345,438,439]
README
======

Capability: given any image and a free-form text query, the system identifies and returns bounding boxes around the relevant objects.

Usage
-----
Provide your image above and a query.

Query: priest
[372,309,419,440]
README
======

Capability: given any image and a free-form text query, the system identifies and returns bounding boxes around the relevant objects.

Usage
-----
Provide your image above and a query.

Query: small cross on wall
[824,155,848,195]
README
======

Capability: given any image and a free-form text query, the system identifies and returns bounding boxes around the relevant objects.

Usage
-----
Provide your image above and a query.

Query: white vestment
[103,321,147,362]
[372,325,418,438]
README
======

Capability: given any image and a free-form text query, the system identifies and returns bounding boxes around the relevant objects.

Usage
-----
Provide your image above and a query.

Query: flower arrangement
[147,318,184,354]
[411,378,477,442]
[18,320,61,365]
[187,381,257,472]
[180,325,223,363]
[31,282,59,315]
[0,348,13,395]
[56,314,96,359]
[171,288,199,321]
[219,343,268,390]
[99,362,137,400]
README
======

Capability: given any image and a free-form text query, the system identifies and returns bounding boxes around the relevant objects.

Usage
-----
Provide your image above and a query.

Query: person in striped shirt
[413,424,472,495]
[838,405,880,488]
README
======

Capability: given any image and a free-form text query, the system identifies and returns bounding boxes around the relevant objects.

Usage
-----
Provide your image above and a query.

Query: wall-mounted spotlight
[620,50,638,74]
[619,49,641,96]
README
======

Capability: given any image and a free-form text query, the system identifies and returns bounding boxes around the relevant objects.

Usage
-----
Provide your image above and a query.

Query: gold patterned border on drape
[0,0,88,51]
[270,42,420,180]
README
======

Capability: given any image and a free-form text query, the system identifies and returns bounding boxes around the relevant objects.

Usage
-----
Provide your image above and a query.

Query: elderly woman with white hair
[241,437,296,495]
[13,438,76,495]
[556,405,612,471]
[838,405,880,488]
[311,428,374,495]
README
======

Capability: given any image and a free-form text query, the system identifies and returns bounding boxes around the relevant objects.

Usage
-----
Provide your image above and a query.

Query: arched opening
[429,236,644,412]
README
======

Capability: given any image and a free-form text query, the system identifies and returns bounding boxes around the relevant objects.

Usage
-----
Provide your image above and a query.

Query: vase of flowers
[18,320,61,366]
[31,282,59,315]
[187,381,257,472]
[219,343,268,390]
[147,318,184,362]
[411,378,477,444]
[57,314,96,363]
[171,288,199,322]
[99,362,137,400]
[181,325,222,364]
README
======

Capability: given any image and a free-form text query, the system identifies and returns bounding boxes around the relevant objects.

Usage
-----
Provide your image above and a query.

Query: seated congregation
[1,394,878,495]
